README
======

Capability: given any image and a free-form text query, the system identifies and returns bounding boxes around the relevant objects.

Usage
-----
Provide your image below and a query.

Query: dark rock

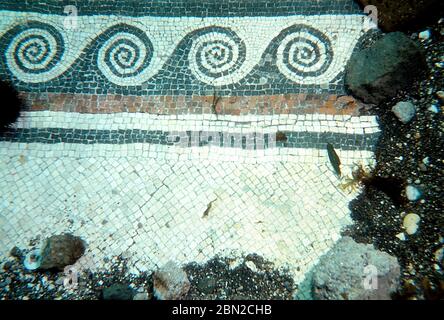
[0,277,12,288]
[3,261,13,271]
[356,0,444,32]
[0,80,23,131]
[10,246,23,259]
[197,277,217,294]
[39,234,86,270]
[102,284,134,300]
[345,32,426,104]
[312,236,401,300]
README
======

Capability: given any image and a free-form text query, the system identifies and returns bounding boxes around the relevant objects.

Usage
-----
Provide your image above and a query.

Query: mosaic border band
[0,1,362,17]
[0,11,374,96]
[17,92,366,116]
[0,128,380,152]
[2,111,380,152]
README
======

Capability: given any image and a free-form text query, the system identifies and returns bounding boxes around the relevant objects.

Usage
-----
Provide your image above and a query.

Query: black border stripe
[0,128,380,151]
[0,1,362,17]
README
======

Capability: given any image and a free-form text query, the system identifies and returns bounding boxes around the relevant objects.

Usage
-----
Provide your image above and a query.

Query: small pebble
[403,213,421,235]
[392,101,416,124]
[133,292,150,300]
[418,30,431,40]
[396,232,406,241]
[245,260,258,273]
[437,91,444,103]
[23,249,42,271]
[435,247,444,263]
[405,185,421,201]
[428,104,439,113]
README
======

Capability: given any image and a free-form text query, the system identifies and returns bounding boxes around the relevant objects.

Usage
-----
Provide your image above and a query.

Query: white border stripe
[0,141,375,167]
[13,111,380,134]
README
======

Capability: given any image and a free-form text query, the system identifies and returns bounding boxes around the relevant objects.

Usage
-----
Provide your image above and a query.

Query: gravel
[0,251,294,300]
[183,254,294,300]
[343,17,444,300]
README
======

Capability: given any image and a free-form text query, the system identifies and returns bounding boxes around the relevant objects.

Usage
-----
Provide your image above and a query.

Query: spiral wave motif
[276,25,333,82]
[6,22,64,75]
[97,24,153,84]
[188,27,246,85]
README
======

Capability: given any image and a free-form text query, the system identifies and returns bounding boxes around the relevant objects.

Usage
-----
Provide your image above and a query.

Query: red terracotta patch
[19,92,363,116]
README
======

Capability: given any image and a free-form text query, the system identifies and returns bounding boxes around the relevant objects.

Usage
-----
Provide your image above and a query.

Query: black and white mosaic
[97,24,154,86]
[0,11,375,95]
[276,25,333,83]
[4,111,381,154]
[0,127,380,152]
[0,1,383,290]
[0,0,362,17]
[188,27,246,86]
[3,21,65,82]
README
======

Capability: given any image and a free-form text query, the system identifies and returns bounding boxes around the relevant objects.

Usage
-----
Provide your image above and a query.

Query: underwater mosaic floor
[0,1,380,289]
